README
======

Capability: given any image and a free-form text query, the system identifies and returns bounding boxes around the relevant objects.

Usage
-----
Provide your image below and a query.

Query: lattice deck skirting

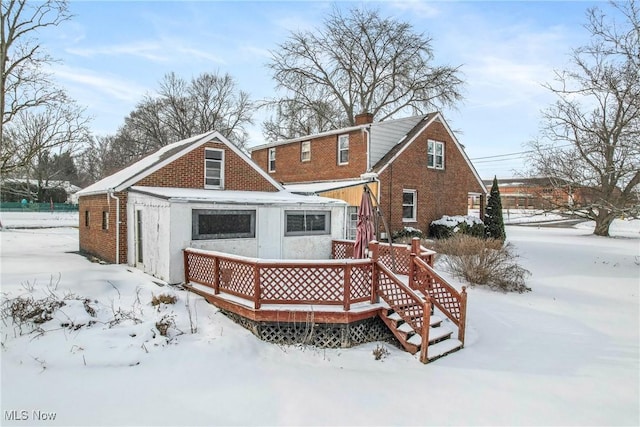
[220,309,395,348]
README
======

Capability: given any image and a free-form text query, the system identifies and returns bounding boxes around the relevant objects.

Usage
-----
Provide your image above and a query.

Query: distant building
[0,178,81,204]
[481,177,582,210]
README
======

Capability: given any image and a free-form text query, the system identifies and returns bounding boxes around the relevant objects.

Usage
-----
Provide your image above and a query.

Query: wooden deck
[183,238,467,363]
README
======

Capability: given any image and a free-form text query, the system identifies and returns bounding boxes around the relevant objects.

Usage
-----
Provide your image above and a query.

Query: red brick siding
[78,192,127,263]
[377,121,483,235]
[251,121,484,236]
[138,142,278,192]
[251,130,367,183]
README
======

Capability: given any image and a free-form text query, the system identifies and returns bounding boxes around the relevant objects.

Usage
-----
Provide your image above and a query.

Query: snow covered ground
[1,212,638,426]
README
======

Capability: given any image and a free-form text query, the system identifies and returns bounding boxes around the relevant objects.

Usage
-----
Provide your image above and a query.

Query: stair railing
[408,238,467,345]
[369,241,432,363]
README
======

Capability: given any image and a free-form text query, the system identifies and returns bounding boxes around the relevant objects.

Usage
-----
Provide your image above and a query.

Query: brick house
[250,112,487,238]
[484,176,617,211]
[77,131,347,283]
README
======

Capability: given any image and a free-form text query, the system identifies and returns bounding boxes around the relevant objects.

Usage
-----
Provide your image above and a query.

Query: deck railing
[184,238,466,356]
[407,238,467,344]
[332,239,435,274]
[373,256,432,363]
[184,248,373,310]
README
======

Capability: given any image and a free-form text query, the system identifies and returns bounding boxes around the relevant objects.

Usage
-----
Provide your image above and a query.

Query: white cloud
[240,44,272,60]
[67,37,229,66]
[53,64,148,103]
[175,46,227,64]
[67,40,170,62]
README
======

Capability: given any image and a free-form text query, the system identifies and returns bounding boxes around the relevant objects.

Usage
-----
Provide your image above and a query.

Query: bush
[429,215,485,239]
[372,344,390,361]
[433,234,531,293]
[392,226,424,243]
[151,293,177,307]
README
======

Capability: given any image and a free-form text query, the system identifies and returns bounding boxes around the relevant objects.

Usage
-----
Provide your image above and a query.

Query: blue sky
[40,0,614,178]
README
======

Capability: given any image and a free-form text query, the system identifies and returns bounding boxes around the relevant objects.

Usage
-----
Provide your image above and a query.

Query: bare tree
[1,0,72,162]
[76,135,123,187]
[75,71,254,186]
[116,71,253,161]
[2,97,91,176]
[527,1,640,236]
[264,6,464,140]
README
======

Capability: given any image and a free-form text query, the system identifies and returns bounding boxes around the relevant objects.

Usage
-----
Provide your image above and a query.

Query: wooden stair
[379,305,463,363]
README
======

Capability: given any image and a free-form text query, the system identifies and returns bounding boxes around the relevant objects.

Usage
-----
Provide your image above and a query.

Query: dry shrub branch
[434,235,531,293]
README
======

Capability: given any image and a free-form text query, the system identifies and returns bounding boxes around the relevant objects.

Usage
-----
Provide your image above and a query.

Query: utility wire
[469,143,575,162]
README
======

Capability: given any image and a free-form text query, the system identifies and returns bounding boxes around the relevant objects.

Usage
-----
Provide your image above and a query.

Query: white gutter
[108,190,120,264]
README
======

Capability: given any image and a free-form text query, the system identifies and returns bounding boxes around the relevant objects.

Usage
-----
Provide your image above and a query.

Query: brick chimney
[355,112,374,125]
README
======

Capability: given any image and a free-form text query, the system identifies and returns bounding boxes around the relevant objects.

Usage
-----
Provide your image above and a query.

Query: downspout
[108,190,120,264]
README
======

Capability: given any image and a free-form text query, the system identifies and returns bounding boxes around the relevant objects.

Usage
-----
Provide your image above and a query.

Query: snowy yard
[0,212,638,426]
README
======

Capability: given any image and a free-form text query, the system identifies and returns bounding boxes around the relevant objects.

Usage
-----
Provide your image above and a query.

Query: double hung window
[205,148,224,188]
[427,140,445,170]
[402,190,417,222]
[338,135,349,165]
[301,141,311,162]
[268,148,276,172]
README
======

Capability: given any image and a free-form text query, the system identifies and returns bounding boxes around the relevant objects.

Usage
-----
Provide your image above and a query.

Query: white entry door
[258,207,282,258]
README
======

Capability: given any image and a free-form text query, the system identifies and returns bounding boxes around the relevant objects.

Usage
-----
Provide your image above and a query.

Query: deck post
[254,265,261,309]
[410,237,421,290]
[419,298,431,364]
[369,241,379,304]
[183,250,190,285]
[343,263,351,311]
[213,256,220,294]
[458,286,467,345]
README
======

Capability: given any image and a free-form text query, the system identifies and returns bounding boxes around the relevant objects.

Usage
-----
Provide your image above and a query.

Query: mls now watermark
[5,410,57,421]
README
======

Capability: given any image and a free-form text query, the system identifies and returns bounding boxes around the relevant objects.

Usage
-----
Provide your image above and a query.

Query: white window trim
[402,189,417,222]
[204,148,225,189]
[102,211,109,230]
[268,148,276,172]
[428,140,445,170]
[337,134,349,165]
[301,141,311,162]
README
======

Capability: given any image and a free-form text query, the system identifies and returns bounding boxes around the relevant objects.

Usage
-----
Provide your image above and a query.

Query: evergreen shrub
[429,215,485,239]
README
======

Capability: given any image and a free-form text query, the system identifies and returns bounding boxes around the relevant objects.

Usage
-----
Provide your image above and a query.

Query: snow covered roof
[77,131,284,197]
[284,179,372,195]
[367,115,428,167]
[129,186,348,206]
[77,132,217,196]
